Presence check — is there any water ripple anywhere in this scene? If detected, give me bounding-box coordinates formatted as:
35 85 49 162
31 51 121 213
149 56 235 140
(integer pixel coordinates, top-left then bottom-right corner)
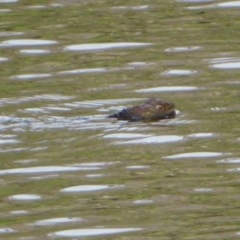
135 86 199 93
64 42 153 52
111 5 150 11
19 49 51 55
0 228 16 235
0 0 18 2
210 60 240 69
8 194 42 201
0 94 73 107
0 39 57 48
0 31 24 37
10 73 52 80
31 217 84 226
217 158 240 164
113 135 184 145
60 184 125 193
133 199 154 205
48 228 143 238
0 165 101 176
0 57 8 62
164 151 230 160
186 1 240 9
103 133 152 139
164 46 202 52
161 69 197 77
177 0 215 2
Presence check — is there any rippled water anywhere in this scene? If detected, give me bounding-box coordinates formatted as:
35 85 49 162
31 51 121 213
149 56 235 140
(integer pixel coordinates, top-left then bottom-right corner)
1 0 240 239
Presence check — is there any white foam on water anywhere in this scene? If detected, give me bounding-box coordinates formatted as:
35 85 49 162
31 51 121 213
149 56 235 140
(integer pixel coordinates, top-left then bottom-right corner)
8 194 42 201
0 39 57 47
48 228 142 237
19 49 50 55
114 135 184 145
60 184 125 193
161 69 197 77
164 46 202 52
0 166 100 175
64 42 152 52
135 86 199 93
10 73 51 80
164 152 230 159
31 217 83 226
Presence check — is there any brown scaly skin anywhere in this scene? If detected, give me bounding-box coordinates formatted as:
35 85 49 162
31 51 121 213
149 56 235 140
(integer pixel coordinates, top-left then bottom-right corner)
109 98 176 122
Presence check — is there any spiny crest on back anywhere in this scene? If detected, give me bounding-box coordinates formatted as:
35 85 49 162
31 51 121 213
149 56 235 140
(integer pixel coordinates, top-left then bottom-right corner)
109 98 176 122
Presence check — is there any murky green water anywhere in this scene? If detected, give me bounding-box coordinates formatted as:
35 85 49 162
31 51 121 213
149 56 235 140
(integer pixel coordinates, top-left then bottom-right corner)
1 0 240 239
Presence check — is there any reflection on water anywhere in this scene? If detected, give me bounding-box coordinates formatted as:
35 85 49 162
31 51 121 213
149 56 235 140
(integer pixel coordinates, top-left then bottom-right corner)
19 49 51 55
161 69 197 77
164 151 230 159
0 0 18 2
164 46 202 52
186 1 240 9
49 228 143 238
8 194 42 201
11 73 52 80
60 184 125 193
64 42 153 52
0 0 240 239
135 86 199 93
0 228 16 235
0 57 8 62
0 39 57 47
210 59 240 69
0 165 101 175
31 217 84 226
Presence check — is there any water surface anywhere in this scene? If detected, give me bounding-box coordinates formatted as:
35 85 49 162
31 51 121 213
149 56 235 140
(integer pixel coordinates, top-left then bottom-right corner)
0 0 240 239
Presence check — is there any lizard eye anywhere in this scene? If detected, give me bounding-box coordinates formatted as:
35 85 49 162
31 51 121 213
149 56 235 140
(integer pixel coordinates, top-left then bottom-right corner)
155 105 164 110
